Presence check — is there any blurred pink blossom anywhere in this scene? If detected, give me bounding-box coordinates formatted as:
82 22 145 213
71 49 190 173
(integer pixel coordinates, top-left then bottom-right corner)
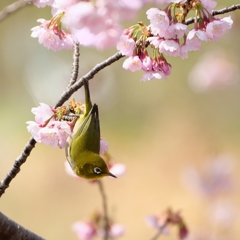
188 50 238 92
99 138 109 155
98 223 125 238
183 155 234 197
209 202 236 228
72 221 96 240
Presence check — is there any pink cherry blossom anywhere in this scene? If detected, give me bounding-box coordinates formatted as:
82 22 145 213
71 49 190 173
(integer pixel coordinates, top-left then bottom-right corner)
206 17 233 41
188 50 238 92
100 138 109 155
184 29 208 52
31 102 54 125
141 71 167 82
146 8 169 36
187 29 208 42
72 221 96 240
98 223 125 239
159 40 181 57
26 121 42 139
60 0 142 50
27 117 71 148
183 155 234 197
32 0 54 8
159 59 172 76
123 56 142 72
147 37 163 48
53 121 72 148
109 163 126 177
31 19 73 51
117 34 136 56
165 23 188 39
108 224 125 238
92 22 122 50
201 0 217 12
141 56 153 71
145 215 169 235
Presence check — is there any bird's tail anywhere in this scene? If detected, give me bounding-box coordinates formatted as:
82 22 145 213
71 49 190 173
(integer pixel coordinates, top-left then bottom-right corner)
83 79 92 114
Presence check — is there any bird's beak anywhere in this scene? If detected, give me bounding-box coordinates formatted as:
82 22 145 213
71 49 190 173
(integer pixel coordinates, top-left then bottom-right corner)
108 172 117 178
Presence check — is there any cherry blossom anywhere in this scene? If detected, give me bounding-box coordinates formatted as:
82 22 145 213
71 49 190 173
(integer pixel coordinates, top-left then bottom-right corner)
117 34 136 56
183 155 234 197
98 223 125 238
146 8 169 36
159 40 181 57
31 18 73 51
99 138 109 155
123 56 143 72
188 50 238 92
31 0 54 8
31 102 54 125
27 120 71 148
201 0 217 12
206 17 233 41
72 222 96 240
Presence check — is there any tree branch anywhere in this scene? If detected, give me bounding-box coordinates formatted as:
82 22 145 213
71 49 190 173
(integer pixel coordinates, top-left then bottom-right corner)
67 42 80 88
0 0 32 22
0 138 36 197
185 4 240 25
0 211 45 240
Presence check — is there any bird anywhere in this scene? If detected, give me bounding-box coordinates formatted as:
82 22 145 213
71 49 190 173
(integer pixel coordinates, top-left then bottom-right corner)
65 79 116 180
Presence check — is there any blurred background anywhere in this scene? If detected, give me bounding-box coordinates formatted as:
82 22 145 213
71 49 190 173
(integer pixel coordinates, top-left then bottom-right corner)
0 0 240 239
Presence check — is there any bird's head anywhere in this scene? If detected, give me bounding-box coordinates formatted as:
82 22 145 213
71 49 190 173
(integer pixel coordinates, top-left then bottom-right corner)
77 155 116 180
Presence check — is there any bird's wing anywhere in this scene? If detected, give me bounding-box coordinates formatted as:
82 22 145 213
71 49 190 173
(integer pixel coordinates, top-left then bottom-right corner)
65 136 77 171
70 104 100 159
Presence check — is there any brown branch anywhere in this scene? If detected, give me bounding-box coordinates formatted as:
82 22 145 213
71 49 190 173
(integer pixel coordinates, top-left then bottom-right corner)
0 211 45 240
0 138 36 197
54 51 124 108
0 0 32 22
67 42 80 88
185 4 240 25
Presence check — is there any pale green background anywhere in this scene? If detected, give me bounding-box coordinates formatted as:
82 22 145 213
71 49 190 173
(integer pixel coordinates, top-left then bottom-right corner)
0 1 240 240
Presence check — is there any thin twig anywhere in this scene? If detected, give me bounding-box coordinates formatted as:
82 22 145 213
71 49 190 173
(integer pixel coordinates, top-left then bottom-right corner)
149 224 168 240
98 180 109 240
0 0 32 22
68 42 80 88
185 4 240 25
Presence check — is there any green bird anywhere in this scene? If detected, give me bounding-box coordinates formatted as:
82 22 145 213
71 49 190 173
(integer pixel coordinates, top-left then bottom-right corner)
65 80 116 180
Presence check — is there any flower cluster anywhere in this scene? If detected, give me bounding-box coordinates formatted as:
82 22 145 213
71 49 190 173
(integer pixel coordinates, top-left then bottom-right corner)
26 103 71 148
117 0 233 81
72 212 125 240
146 208 188 239
30 0 143 51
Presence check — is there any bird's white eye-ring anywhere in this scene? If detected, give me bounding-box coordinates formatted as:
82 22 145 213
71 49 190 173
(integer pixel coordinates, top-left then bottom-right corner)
94 167 102 175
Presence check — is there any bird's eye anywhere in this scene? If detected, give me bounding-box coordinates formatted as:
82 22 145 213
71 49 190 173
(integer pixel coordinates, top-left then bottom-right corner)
94 167 102 175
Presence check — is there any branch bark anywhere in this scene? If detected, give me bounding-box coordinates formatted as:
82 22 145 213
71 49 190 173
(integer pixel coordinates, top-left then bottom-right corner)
0 211 45 240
